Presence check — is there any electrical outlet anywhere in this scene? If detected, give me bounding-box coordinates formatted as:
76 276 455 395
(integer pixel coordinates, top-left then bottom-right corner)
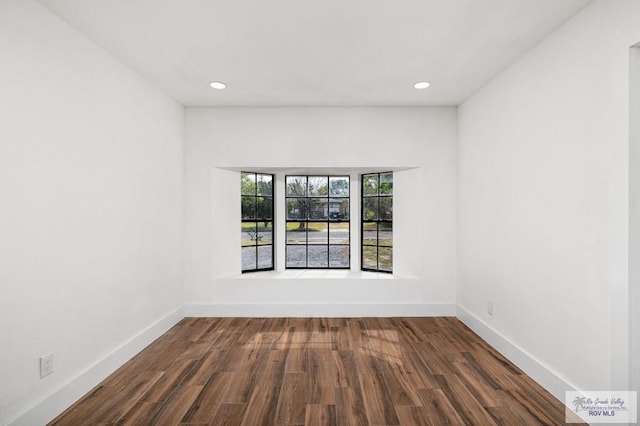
40 353 53 378
487 300 495 316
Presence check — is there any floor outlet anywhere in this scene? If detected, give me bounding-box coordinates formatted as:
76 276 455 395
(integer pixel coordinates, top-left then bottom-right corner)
40 353 53 378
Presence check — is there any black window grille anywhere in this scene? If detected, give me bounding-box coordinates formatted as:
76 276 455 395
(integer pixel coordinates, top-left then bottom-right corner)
241 172 274 272
361 172 393 273
285 175 350 269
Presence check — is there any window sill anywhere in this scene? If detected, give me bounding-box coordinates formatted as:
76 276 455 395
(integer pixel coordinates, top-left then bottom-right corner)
233 270 408 280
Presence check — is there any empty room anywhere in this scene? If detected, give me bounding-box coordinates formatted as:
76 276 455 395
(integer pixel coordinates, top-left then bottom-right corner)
1 0 639 424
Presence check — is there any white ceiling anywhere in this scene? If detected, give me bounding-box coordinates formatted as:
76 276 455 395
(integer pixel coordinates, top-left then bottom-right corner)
39 0 591 107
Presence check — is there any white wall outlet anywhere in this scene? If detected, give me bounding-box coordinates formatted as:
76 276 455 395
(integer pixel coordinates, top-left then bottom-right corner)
487 300 495 316
40 353 53 378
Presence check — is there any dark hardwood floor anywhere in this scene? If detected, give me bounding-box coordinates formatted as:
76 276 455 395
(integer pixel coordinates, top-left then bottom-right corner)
50 317 577 425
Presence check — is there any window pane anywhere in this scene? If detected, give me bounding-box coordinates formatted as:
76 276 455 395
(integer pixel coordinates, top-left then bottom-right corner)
379 247 393 272
241 222 257 246
242 246 257 271
307 222 328 244
241 196 256 219
380 172 393 195
329 245 349 267
363 197 378 220
286 176 307 196
308 198 328 220
363 222 377 231
360 172 392 273
363 174 378 196
286 174 350 270
241 173 256 195
363 226 377 245
329 223 349 244
242 172 274 273
286 245 306 267
286 222 307 244
287 198 307 220
308 245 328 268
329 177 349 197
256 197 273 220
257 246 273 269
257 222 273 245
362 246 377 270
308 176 329 196
379 197 392 220
257 174 273 196
379 222 392 247
329 198 349 220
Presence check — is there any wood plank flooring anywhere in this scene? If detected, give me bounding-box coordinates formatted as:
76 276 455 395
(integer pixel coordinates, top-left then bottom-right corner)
50 317 578 425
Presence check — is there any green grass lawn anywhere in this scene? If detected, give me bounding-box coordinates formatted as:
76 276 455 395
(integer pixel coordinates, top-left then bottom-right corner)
285 222 349 232
241 222 273 232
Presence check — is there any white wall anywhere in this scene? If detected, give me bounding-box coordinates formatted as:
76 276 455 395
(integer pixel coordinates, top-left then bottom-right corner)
184 108 457 314
458 0 640 398
631 45 640 395
0 1 184 423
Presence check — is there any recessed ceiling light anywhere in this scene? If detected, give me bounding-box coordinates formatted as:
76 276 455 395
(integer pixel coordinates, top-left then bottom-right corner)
209 81 227 90
413 81 431 89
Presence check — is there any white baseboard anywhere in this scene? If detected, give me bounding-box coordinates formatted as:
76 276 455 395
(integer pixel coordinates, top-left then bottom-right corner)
185 303 456 317
456 305 578 402
10 306 185 426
